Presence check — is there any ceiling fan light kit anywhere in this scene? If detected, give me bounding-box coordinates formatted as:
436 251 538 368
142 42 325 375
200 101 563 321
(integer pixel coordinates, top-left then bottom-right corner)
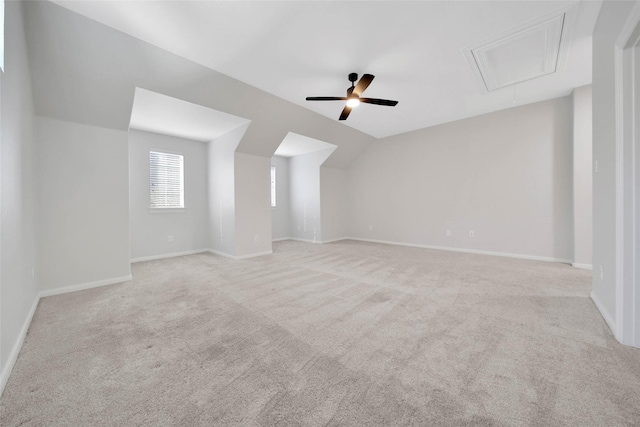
306 73 398 121
346 96 360 108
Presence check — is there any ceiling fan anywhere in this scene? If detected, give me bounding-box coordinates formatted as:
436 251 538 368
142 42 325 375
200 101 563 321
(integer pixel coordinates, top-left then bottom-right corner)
306 73 398 121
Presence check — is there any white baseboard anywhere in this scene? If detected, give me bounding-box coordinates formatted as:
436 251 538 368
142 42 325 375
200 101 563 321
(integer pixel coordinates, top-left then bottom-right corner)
1 273 132 397
346 237 572 264
235 250 273 260
591 290 616 334
287 237 317 244
207 248 236 259
273 237 349 245
572 263 593 270
131 249 209 263
318 237 349 244
208 249 273 260
0 294 40 397
39 275 133 298
285 237 349 245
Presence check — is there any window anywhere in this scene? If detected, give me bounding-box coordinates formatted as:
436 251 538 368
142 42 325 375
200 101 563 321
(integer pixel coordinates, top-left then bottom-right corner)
149 150 184 209
270 166 276 208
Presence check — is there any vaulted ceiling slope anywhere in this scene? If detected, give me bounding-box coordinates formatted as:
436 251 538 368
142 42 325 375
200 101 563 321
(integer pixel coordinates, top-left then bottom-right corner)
23 1 374 168
51 0 602 138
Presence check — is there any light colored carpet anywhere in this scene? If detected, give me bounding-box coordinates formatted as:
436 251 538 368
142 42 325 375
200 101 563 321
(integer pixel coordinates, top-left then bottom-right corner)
1 240 639 426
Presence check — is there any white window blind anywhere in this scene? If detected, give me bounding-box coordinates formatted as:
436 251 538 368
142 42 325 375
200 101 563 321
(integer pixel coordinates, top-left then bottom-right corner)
150 151 184 208
270 166 276 207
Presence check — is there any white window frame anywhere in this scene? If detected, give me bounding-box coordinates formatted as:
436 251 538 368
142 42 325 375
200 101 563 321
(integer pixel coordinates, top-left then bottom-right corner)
149 150 184 212
271 165 277 208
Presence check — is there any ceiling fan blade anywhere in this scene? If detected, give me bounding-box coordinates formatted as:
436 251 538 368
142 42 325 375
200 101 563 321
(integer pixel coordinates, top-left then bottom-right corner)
339 106 352 120
306 96 347 101
353 74 375 95
360 98 398 106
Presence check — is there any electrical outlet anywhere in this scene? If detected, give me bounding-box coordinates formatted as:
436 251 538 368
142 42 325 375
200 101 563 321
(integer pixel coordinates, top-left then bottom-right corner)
594 160 599 174
168 235 174 243
446 229 451 237
254 235 260 242
469 231 474 238
368 224 373 231
599 265 604 280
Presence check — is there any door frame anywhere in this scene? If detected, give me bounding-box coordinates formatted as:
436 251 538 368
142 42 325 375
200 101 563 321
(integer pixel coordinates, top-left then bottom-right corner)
614 2 640 348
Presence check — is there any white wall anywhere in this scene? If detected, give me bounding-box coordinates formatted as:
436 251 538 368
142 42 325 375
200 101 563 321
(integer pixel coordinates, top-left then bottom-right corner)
271 154 346 244
320 167 349 242
572 85 593 268
207 124 247 257
0 0 39 388
37 117 131 291
591 0 637 324
129 130 209 260
235 152 272 257
289 148 335 243
348 97 574 262
591 0 639 333
271 156 291 240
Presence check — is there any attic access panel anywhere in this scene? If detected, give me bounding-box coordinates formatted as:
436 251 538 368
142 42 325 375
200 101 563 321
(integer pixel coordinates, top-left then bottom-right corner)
463 11 568 92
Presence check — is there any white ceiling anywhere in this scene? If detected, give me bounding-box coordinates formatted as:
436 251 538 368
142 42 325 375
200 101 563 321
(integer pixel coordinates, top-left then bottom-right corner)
129 88 250 142
274 133 337 158
52 0 602 139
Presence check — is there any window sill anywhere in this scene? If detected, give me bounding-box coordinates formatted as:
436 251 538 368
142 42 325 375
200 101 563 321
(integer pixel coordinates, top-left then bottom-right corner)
148 208 185 214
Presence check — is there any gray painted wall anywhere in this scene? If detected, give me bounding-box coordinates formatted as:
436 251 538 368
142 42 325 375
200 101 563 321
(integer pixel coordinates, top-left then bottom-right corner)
572 85 593 268
348 97 574 261
271 156 291 240
321 167 349 242
0 0 39 381
36 117 131 291
591 0 638 327
289 149 335 243
207 125 247 256
234 152 273 256
129 130 209 260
